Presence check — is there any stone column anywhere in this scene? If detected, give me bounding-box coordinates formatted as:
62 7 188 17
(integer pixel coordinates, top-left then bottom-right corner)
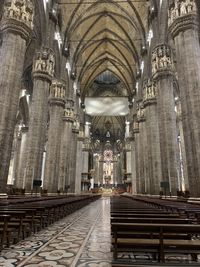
82 150 89 175
58 105 74 192
99 160 104 186
75 132 84 194
93 155 99 185
169 0 200 196
43 80 66 193
133 119 140 193
112 156 118 186
152 44 179 195
69 122 79 193
11 127 22 186
0 0 34 192
137 103 148 194
143 79 162 195
7 127 21 186
24 48 55 191
15 126 29 189
176 99 189 191
131 139 137 195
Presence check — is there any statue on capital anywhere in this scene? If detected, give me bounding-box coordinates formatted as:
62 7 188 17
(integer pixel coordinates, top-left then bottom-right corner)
152 45 173 75
3 0 34 29
33 49 55 77
168 0 197 26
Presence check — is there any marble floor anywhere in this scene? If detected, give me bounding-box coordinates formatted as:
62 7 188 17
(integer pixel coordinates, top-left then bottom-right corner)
1 197 200 267
0 197 112 267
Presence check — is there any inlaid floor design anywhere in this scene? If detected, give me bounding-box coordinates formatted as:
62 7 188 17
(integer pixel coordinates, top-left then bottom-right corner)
0 197 112 267
1 197 200 267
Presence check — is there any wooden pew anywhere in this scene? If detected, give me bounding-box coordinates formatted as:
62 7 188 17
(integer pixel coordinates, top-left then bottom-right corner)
112 222 200 263
0 194 101 250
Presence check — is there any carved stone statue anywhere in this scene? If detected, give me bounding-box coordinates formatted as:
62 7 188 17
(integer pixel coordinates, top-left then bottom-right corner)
169 0 197 26
152 45 173 75
50 81 65 100
186 0 197 13
180 0 187 15
3 0 34 29
33 48 55 77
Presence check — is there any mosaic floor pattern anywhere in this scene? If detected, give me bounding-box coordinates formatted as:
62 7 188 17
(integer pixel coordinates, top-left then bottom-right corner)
0 197 112 267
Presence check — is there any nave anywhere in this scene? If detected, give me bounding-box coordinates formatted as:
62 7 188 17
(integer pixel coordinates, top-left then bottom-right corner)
1 196 200 267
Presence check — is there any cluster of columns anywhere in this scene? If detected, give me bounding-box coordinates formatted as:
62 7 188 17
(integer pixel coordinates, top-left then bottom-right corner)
0 0 86 195
132 0 200 196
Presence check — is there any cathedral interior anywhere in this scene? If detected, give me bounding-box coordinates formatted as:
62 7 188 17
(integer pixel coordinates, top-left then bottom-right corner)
1 0 200 266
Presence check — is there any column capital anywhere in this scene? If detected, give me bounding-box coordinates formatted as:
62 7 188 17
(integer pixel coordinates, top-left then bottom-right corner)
77 130 85 141
143 79 157 106
62 108 75 123
168 0 198 37
72 115 80 133
0 0 34 41
152 44 175 80
32 47 55 82
132 121 139 134
137 102 146 123
82 138 91 151
49 80 66 107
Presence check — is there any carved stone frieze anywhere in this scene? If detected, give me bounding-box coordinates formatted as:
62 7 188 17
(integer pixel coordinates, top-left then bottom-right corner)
152 44 174 78
49 80 66 106
0 0 34 40
168 0 197 27
32 48 55 80
63 108 75 123
143 79 157 106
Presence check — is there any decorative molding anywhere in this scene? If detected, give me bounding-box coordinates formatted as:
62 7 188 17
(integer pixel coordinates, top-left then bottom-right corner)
169 13 198 38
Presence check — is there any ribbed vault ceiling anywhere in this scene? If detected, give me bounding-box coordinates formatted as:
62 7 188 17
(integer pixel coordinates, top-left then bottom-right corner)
60 0 149 99
59 0 149 140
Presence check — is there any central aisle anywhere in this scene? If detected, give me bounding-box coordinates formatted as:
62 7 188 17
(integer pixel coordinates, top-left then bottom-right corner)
0 197 112 267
